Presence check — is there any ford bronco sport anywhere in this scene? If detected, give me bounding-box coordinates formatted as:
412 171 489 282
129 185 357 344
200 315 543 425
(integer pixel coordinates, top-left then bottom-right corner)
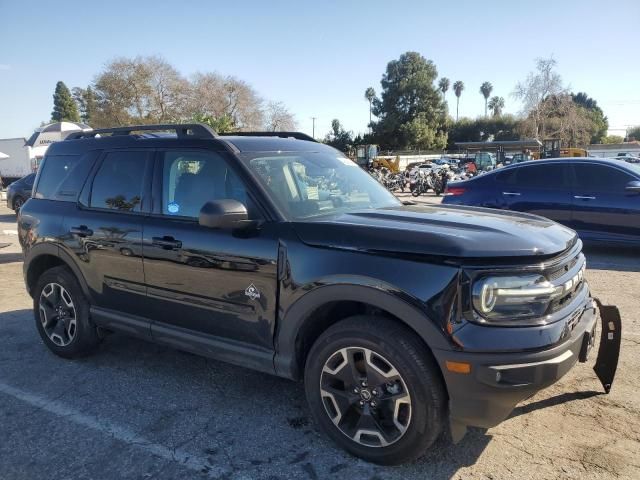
18 124 620 465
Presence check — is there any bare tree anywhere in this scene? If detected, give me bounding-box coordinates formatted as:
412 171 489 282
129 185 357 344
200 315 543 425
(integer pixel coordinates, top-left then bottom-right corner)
513 57 566 138
264 101 297 131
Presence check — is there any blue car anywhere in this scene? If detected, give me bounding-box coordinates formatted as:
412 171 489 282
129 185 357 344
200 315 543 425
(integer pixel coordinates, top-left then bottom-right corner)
442 158 640 245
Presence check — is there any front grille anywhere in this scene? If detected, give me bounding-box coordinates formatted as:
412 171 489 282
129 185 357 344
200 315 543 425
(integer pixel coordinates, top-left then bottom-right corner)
544 252 586 315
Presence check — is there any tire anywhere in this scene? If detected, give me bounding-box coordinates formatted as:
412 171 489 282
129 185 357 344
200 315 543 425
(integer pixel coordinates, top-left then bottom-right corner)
13 196 24 214
411 189 420 197
304 315 446 465
33 266 100 359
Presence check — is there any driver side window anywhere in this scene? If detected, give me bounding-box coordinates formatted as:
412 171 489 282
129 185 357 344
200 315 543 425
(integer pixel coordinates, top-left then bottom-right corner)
161 150 255 219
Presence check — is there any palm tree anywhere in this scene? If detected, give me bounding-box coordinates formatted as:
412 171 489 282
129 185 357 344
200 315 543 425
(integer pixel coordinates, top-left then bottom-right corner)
364 87 376 128
453 81 464 121
438 77 450 97
480 81 493 117
488 96 505 117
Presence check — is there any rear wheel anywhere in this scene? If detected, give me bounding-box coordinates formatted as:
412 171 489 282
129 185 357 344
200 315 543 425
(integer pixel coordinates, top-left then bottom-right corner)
33 266 100 358
304 316 446 465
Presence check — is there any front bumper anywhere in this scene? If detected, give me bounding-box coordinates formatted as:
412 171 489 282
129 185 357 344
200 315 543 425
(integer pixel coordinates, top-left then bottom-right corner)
433 298 621 438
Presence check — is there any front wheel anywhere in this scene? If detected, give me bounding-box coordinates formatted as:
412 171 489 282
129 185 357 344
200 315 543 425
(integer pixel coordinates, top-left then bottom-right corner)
304 316 446 465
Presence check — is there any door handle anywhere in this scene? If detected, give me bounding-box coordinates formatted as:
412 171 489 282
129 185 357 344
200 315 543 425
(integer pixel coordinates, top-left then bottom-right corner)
69 226 93 237
574 195 596 200
152 236 182 249
502 192 521 196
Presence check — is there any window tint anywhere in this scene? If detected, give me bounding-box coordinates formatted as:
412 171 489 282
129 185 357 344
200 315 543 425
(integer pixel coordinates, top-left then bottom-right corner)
90 151 148 212
162 150 253 218
497 163 566 188
573 164 634 193
34 155 82 201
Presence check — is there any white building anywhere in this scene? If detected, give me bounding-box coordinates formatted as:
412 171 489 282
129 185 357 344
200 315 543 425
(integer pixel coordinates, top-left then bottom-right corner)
587 143 640 158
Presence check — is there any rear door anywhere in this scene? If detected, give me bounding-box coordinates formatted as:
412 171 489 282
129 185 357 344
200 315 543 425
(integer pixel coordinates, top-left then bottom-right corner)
495 162 574 226
63 149 153 320
570 162 640 242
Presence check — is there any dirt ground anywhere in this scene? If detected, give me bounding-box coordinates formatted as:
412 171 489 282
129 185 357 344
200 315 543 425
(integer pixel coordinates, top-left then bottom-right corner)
0 198 639 480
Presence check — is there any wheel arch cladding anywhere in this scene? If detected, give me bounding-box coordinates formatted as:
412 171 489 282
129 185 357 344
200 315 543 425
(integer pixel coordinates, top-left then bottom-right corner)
275 283 452 380
26 247 91 301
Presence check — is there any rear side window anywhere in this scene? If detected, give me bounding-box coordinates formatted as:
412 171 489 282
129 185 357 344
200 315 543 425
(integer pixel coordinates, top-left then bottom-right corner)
573 164 634 193
89 151 150 212
35 154 94 201
496 163 567 189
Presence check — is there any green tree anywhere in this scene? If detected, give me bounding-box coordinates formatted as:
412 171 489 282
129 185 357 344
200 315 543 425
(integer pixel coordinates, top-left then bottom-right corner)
447 115 519 149
571 92 608 143
324 119 353 152
191 113 235 133
51 81 80 122
601 135 624 144
453 80 464 121
488 96 505 117
627 126 640 142
438 77 450 96
370 51 447 150
364 87 376 127
72 86 98 124
480 82 493 117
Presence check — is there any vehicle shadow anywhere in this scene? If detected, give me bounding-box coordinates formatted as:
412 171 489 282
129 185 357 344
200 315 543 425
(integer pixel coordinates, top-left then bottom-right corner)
0 311 491 480
0 213 17 223
583 245 640 273
509 391 602 419
0 251 23 264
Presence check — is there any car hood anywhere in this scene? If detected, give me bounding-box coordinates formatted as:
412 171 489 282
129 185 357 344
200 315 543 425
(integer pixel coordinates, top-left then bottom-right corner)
292 204 577 259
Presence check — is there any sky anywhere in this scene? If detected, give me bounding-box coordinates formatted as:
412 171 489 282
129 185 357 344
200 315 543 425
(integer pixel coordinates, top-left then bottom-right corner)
0 0 638 141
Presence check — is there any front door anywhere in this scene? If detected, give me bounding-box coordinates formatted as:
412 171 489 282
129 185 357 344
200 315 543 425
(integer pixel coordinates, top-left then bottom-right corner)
142 149 279 351
496 162 574 227
570 162 640 242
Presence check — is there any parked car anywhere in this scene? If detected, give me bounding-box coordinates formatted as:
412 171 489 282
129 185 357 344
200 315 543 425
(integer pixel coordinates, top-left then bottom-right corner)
443 157 640 246
18 126 620 465
6 172 35 213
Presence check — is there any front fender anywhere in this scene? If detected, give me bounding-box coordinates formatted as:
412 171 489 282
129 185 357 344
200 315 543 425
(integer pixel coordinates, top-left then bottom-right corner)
274 280 454 379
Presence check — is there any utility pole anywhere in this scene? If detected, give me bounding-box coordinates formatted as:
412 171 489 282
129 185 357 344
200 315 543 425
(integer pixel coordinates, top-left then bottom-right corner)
311 117 317 139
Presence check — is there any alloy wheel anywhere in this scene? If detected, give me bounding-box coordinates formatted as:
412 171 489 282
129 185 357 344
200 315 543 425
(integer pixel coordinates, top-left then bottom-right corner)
39 283 77 347
320 346 412 447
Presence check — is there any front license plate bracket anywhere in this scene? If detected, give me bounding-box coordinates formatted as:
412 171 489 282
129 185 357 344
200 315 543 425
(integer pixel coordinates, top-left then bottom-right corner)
593 298 621 394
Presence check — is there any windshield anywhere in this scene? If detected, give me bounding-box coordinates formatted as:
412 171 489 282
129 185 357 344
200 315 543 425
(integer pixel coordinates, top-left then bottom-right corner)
242 151 401 220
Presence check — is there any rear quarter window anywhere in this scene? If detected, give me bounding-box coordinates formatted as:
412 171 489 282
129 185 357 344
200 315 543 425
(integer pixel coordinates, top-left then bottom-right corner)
35 153 97 202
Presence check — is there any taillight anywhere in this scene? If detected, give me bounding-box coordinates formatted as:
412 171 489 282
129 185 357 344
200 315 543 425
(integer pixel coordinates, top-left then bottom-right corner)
445 186 467 196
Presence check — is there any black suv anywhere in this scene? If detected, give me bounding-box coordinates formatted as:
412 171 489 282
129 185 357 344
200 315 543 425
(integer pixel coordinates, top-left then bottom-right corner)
6 172 35 213
18 124 620 465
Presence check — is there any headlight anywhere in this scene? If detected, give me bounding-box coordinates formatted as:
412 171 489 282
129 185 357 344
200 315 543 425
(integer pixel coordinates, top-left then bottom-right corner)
472 274 565 321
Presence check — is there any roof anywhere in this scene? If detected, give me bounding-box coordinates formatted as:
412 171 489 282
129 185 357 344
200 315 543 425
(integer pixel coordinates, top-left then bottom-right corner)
220 135 330 153
48 126 328 156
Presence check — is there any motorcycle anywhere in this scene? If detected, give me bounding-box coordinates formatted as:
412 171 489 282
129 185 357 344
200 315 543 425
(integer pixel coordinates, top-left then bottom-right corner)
409 169 429 196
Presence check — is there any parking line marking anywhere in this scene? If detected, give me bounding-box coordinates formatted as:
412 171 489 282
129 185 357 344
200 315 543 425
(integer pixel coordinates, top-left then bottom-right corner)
2 229 18 235
0 381 226 477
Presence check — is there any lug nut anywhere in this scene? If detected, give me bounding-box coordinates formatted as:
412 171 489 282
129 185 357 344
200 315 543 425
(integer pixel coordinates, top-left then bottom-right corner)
353 387 359 394
372 389 379 396
361 380 367 387
371 401 377 408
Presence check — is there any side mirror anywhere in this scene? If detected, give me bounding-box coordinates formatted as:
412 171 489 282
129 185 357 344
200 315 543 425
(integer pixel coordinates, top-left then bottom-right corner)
199 199 249 229
625 180 640 194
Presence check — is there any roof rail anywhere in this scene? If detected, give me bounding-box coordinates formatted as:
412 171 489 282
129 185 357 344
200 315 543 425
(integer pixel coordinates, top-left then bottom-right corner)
219 131 317 142
65 123 217 141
